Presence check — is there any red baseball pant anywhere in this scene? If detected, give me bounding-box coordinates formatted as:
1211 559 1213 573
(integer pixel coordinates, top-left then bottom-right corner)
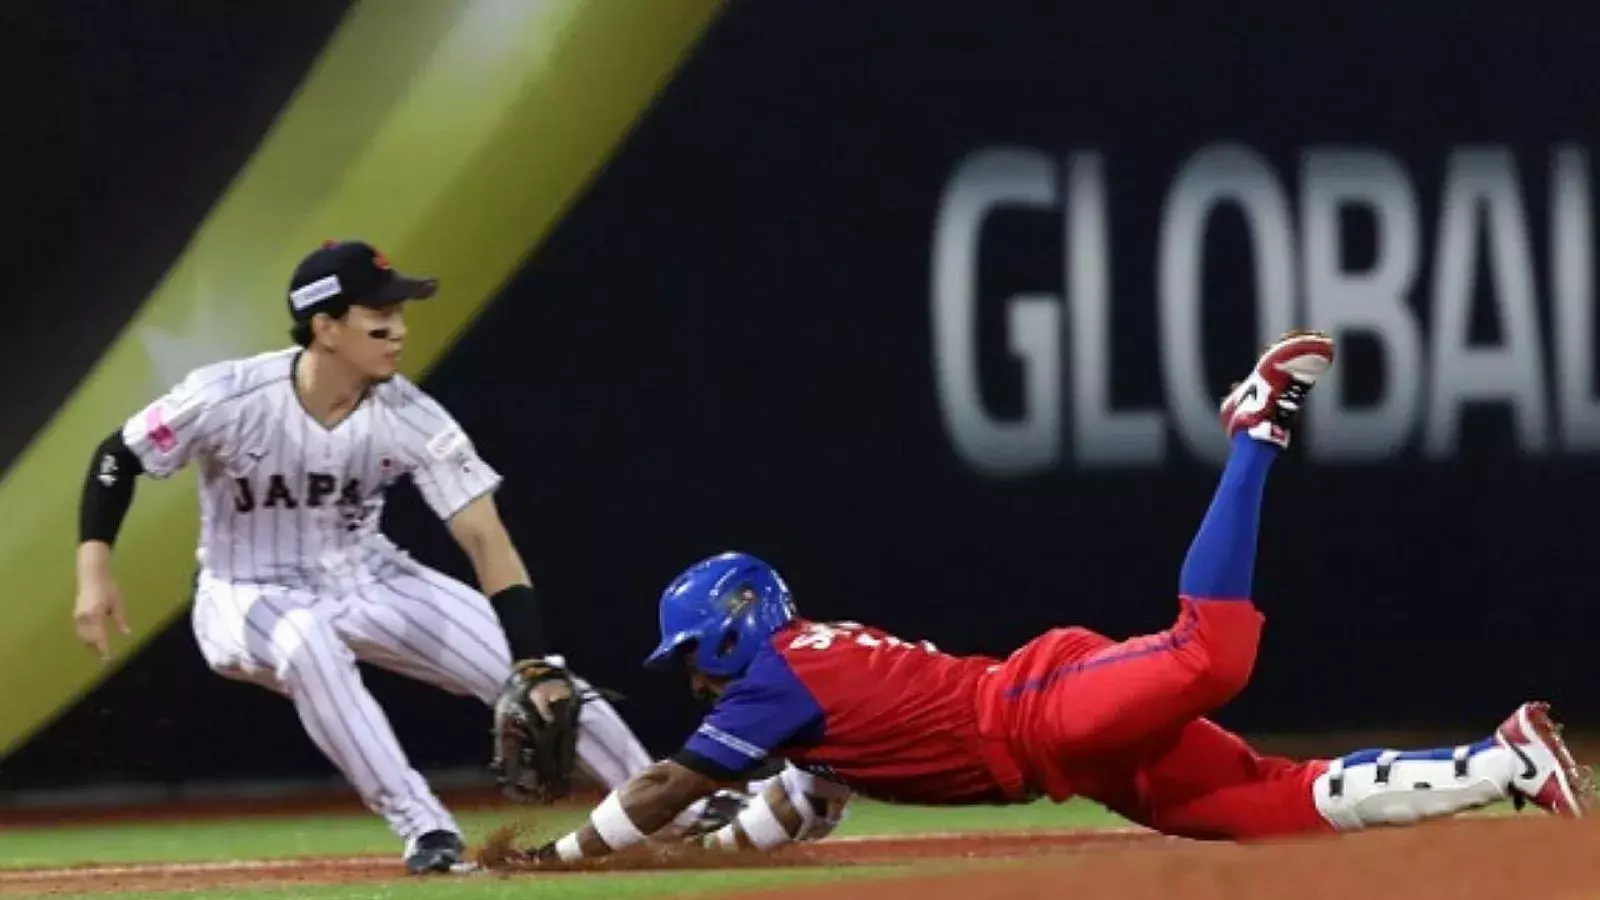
982 597 1332 839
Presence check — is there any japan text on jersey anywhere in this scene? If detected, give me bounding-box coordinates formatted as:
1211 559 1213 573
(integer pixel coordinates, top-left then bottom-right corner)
121 348 501 587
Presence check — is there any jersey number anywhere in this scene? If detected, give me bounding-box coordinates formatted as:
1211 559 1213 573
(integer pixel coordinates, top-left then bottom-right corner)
788 621 939 654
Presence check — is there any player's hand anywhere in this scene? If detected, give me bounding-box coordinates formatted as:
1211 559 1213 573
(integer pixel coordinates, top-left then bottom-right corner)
73 571 130 663
490 657 586 803
527 677 574 723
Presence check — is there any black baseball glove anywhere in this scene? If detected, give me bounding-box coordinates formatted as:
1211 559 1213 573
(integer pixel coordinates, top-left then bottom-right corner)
489 656 619 803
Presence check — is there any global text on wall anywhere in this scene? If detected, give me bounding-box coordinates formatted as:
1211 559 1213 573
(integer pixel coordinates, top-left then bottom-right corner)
934 142 1600 474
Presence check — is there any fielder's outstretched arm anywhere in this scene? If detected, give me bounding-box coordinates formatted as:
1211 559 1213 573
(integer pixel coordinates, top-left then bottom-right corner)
444 494 570 709
445 493 529 597
404 403 553 663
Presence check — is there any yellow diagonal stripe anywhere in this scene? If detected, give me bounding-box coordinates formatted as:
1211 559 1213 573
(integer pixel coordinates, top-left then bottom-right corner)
0 0 722 758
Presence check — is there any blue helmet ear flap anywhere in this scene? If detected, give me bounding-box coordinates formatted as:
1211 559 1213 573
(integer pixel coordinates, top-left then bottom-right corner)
690 615 755 675
713 627 741 660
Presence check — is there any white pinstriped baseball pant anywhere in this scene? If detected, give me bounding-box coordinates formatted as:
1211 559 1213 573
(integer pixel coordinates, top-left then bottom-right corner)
189 554 650 842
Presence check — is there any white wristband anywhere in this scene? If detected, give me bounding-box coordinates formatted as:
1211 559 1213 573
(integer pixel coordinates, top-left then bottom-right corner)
734 794 792 850
554 832 583 861
591 790 647 851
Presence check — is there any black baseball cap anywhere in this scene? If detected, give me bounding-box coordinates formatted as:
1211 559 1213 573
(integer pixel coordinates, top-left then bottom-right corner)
287 239 438 322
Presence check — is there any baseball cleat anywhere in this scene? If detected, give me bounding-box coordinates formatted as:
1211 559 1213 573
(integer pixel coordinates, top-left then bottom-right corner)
404 829 467 875
1219 329 1337 448
1495 701 1596 817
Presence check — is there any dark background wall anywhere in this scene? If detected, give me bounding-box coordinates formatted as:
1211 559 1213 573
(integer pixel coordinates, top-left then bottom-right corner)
4 2 1596 791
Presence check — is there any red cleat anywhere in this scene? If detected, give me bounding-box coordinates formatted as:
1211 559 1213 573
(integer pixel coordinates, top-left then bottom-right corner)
1218 330 1337 449
1495 701 1596 817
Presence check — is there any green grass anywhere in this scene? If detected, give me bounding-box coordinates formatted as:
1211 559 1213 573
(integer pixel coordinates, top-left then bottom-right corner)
0 799 1109 900
835 797 1121 834
0 797 1126 869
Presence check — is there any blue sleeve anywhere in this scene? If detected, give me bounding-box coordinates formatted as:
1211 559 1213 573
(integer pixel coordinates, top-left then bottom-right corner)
679 651 823 778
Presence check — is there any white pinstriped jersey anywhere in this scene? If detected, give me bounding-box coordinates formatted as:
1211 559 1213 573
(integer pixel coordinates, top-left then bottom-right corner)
122 347 500 588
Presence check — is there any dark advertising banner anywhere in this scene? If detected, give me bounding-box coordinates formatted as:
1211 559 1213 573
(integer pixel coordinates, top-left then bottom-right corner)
7 3 1596 789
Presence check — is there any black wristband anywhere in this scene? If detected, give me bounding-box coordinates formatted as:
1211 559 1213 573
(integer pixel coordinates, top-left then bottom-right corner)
80 430 143 546
490 584 551 661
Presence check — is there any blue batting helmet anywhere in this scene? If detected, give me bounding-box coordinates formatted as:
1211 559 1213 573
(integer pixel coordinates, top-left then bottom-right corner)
644 551 797 678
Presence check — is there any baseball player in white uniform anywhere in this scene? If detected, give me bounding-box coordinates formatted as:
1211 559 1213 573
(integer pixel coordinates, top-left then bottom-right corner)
71 240 718 874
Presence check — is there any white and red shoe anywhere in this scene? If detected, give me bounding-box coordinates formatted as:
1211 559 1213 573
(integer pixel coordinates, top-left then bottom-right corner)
1495 701 1596 817
1218 329 1337 448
